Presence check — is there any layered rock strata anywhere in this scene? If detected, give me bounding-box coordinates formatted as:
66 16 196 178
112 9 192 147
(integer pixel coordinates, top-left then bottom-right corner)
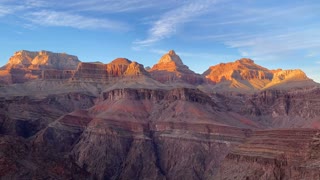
216 129 320 180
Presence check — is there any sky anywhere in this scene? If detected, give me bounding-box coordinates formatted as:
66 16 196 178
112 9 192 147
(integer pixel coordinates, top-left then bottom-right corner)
0 0 319 82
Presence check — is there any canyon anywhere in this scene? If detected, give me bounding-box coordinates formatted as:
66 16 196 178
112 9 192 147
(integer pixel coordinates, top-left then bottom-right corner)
0 50 319 179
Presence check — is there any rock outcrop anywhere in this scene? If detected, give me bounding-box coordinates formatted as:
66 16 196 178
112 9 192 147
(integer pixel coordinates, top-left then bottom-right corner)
149 50 204 84
4 50 80 70
106 58 132 76
203 58 273 91
203 58 316 92
203 58 272 83
0 50 80 84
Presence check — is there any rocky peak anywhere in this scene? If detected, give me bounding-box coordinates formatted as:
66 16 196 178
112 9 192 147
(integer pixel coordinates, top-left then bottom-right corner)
235 58 254 64
106 58 132 76
168 50 177 56
157 50 184 66
109 58 132 65
149 50 204 84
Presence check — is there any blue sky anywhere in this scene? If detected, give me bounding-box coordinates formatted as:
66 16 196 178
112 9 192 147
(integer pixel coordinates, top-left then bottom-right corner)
0 0 319 82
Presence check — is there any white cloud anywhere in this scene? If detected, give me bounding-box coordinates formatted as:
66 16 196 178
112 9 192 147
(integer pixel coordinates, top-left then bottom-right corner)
134 0 218 46
26 10 128 30
0 5 13 16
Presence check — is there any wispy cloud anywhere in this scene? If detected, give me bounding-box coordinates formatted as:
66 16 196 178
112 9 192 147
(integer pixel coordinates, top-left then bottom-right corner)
0 6 11 16
26 10 128 30
225 28 320 59
64 0 173 13
24 0 48 8
0 0 134 30
134 0 218 46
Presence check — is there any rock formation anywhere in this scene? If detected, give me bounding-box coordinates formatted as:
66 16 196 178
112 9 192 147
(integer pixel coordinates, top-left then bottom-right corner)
203 58 273 83
203 58 315 92
149 50 204 84
106 58 132 76
0 50 80 84
4 50 80 70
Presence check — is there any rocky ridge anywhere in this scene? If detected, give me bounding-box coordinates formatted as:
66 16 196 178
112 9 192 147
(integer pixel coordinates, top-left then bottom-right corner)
0 50 317 91
203 58 314 92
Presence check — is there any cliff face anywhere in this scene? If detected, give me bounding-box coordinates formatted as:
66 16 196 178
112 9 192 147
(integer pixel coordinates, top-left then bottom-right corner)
0 92 96 138
32 87 254 179
215 129 320 180
149 50 204 84
238 88 320 128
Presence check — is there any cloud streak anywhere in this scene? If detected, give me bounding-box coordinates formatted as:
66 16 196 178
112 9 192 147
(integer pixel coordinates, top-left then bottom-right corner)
26 10 128 30
64 0 173 13
0 0 137 30
134 0 218 46
224 28 320 60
